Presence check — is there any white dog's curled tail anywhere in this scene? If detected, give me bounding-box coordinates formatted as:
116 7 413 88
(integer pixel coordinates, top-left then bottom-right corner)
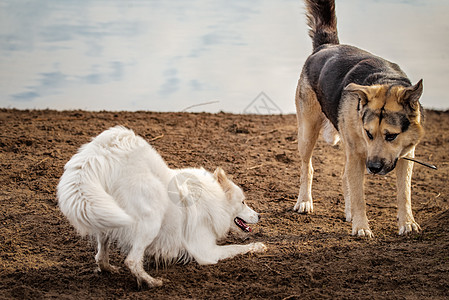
57 175 133 236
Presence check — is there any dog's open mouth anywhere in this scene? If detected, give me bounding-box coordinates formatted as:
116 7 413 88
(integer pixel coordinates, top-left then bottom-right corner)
234 217 252 232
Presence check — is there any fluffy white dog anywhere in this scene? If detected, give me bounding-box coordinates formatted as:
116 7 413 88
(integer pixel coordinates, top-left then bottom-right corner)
57 126 266 288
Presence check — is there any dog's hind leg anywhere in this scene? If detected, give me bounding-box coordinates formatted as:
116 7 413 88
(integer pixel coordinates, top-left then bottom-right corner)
124 222 164 289
293 76 323 213
95 233 119 273
125 244 163 289
396 148 421 235
322 118 340 146
342 167 351 222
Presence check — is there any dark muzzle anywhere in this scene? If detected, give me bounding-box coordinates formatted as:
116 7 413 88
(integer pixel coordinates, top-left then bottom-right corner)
366 157 397 175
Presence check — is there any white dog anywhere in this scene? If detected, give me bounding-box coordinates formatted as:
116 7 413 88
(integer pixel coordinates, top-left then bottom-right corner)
57 126 266 288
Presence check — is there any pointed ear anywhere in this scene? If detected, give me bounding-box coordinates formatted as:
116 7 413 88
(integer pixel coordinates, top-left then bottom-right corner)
213 167 231 191
344 83 370 107
400 79 423 110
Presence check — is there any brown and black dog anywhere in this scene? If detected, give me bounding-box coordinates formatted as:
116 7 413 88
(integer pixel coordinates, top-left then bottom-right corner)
293 0 424 237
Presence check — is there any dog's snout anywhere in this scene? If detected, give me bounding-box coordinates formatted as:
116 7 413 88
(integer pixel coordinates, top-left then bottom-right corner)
367 160 384 174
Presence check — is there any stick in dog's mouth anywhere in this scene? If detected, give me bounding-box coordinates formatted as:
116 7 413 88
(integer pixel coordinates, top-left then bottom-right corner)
401 157 438 170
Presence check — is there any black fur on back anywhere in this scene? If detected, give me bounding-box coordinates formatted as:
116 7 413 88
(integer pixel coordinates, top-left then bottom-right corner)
305 0 339 50
305 45 411 129
302 0 413 130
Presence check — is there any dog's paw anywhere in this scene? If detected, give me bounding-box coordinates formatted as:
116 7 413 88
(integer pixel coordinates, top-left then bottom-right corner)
249 242 267 253
138 277 164 289
352 227 374 238
398 222 421 235
293 200 313 214
150 277 164 287
95 264 120 274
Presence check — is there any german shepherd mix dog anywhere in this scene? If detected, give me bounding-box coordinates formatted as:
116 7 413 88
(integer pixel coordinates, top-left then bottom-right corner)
293 0 424 237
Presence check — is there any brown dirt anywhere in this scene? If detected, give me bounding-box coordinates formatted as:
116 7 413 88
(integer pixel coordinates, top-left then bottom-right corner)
1 108 448 299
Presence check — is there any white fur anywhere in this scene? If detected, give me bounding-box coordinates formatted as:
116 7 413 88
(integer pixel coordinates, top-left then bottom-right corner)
57 126 266 288
322 118 340 146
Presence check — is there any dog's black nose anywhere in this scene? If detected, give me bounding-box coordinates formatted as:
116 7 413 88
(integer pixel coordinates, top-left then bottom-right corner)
257 213 261 221
367 161 383 174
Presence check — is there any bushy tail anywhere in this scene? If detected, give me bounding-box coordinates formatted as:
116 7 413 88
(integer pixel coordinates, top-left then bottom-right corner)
305 0 339 50
57 174 134 236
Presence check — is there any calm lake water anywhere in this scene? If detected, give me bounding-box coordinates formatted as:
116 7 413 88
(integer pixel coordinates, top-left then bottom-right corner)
1 0 448 113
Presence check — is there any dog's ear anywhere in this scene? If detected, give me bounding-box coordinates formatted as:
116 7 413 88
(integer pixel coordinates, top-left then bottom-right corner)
214 167 231 192
399 79 423 111
344 83 370 107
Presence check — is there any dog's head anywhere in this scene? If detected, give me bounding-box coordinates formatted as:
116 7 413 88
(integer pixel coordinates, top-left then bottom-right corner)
213 167 260 233
345 80 424 175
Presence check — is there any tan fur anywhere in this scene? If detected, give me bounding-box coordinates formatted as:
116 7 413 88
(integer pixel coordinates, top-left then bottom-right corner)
294 73 425 237
293 70 325 214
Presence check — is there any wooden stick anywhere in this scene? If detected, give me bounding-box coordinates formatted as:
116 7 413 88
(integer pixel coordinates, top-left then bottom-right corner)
247 164 264 170
181 101 219 112
402 157 437 170
149 134 164 142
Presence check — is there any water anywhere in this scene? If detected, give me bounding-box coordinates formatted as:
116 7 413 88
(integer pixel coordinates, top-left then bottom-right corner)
0 0 448 113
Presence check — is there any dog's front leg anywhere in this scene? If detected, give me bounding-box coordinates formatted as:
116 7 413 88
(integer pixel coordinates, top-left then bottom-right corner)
396 149 421 235
194 243 267 265
345 154 373 238
214 243 267 262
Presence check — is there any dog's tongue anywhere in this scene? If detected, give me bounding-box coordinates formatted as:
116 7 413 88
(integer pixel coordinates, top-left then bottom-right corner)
234 217 252 232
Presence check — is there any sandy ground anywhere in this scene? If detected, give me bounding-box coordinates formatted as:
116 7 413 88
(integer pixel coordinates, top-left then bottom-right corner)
1 108 448 299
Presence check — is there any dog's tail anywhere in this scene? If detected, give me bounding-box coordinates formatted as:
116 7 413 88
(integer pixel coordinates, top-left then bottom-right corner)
57 173 134 237
305 0 339 50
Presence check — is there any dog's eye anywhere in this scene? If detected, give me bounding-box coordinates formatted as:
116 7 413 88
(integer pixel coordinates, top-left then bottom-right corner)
365 130 373 140
385 133 398 142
